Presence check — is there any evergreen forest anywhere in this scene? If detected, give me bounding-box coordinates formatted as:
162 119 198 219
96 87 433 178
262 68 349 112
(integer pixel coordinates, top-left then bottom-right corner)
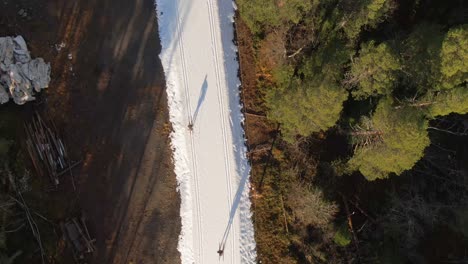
235 0 468 262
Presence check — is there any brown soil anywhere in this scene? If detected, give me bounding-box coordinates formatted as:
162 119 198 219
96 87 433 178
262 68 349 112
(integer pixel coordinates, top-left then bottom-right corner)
1 0 180 263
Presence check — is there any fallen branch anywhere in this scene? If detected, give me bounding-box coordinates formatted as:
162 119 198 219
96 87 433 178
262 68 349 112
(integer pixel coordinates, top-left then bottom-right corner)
12 191 45 264
244 111 267 118
349 197 376 223
5 223 25 233
394 101 433 109
428 126 468 136
56 160 83 177
340 193 360 260
279 195 289 234
287 45 305 58
9 196 53 225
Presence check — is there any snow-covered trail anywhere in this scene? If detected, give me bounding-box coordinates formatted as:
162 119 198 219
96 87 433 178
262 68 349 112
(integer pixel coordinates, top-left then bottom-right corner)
156 0 257 262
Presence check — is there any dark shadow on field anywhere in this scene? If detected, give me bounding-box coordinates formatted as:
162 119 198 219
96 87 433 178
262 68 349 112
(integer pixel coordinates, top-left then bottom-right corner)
219 164 250 249
192 75 208 125
45 0 184 263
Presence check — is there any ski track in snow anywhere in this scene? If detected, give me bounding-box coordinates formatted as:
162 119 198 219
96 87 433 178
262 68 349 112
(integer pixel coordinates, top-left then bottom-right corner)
206 1 237 263
174 4 205 261
155 0 257 263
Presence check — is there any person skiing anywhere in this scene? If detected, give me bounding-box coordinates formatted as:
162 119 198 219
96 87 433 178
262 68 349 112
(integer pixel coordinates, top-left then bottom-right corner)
217 242 225 259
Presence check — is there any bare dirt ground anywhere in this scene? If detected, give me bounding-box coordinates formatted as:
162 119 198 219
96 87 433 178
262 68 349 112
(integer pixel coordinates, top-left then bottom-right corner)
0 0 180 263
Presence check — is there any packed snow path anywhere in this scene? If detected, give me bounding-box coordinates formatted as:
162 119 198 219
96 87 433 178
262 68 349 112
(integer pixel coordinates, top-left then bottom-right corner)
156 0 257 263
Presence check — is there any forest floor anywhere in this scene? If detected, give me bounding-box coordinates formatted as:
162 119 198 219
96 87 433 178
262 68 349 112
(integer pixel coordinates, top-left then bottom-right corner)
0 0 180 263
235 16 276 170
235 14 284 263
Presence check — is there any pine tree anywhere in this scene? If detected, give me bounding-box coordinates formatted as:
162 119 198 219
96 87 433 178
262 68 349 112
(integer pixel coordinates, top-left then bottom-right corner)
237 0 314 34
266 41 350 140
400 23 444 93
348 99 430 180
438 25 468 90
348 41 401 99
427 86 468 117
342 0 396 41
267 71 347 140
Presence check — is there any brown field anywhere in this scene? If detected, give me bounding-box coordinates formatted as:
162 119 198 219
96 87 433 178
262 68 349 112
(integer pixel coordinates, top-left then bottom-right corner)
0 0 180 263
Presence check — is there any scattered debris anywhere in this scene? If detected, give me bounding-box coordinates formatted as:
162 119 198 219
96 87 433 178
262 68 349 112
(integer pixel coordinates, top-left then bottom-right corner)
0 36 51 104
17 9 27 18
61 215 96 263
55 41 66 52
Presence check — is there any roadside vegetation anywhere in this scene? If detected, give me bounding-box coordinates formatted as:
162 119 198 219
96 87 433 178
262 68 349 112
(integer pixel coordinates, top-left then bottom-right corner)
236 0 467 262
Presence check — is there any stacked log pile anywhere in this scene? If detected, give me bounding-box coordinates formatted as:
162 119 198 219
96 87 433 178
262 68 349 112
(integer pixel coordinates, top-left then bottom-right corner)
24 112 79 188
